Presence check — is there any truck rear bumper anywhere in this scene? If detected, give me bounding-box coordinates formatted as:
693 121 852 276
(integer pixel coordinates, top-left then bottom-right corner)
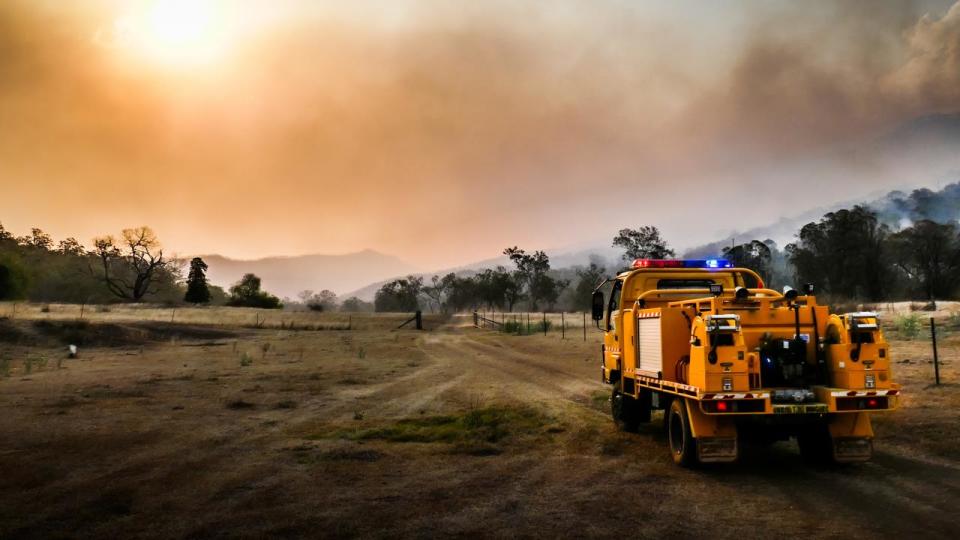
697 386 900 416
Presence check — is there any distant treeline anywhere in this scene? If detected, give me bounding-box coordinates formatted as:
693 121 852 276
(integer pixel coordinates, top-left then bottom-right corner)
1 182 958 311
690 182 960 303
0 225 278 308
0 225 188 305
385 182 960 312
373 247 603 314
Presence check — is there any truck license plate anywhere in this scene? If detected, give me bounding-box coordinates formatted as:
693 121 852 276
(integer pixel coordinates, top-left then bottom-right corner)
773 403 828 415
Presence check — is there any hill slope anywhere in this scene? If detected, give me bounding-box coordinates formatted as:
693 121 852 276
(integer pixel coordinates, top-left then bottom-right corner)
200 250 421 300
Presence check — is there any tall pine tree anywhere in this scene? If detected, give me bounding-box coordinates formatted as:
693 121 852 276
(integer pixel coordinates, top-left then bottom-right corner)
184 257 211 304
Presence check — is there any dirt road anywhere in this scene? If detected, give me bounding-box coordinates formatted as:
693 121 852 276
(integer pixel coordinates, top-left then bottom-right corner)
1 314 958 538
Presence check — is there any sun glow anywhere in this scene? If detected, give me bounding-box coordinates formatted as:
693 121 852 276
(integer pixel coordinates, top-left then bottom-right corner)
114 0 230 67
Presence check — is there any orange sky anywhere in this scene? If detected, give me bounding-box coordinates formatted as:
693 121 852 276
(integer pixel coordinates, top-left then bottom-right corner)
2 0 959 268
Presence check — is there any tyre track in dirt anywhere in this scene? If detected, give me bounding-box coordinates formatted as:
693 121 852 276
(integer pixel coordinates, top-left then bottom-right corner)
318 322 604 423
404 324 960 538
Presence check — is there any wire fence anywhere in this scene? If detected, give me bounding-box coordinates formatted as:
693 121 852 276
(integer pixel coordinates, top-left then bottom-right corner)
473 311 598 340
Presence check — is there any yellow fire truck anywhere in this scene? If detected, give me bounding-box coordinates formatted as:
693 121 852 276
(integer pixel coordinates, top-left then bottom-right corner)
591 258 899 466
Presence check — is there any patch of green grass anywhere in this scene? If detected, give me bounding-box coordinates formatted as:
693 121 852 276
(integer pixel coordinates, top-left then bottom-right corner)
316 406 554 452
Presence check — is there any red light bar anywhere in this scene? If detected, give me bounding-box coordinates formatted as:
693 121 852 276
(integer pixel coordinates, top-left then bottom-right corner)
632 259 684 269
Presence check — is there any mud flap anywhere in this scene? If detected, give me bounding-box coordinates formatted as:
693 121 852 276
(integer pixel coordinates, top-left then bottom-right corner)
698 437 739 462
686 400 738 463
828 412 874 463
833 437 873 462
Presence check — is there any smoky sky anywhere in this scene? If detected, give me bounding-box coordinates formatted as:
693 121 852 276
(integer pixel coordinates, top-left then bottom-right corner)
1 0 958 268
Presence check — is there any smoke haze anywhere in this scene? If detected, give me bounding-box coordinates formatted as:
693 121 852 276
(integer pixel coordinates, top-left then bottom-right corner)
1 0 958 268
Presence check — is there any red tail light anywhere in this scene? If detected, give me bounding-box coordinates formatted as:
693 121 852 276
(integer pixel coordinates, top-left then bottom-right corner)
716 401 729 412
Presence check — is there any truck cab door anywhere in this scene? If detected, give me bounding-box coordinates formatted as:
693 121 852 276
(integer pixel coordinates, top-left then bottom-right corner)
603 279 624 383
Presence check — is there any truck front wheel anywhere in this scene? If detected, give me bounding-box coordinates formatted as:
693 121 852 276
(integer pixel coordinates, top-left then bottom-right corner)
668 399 698 467
611 387 639 432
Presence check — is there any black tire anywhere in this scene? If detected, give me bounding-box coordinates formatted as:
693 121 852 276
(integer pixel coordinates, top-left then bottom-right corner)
611 387 639 432
667 399 698 467
797 423 833 465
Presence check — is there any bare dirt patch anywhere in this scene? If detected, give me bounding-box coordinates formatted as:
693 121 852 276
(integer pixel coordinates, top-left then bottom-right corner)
0 311 957 538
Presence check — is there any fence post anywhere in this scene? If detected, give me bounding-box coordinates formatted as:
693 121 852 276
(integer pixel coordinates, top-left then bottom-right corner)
561 312 565 339
931 317 940 385
583 312 586 341
526 312 530 335
415 310 423 330
543 312 547 336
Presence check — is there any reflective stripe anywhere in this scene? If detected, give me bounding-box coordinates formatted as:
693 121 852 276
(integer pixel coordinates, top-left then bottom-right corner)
831 390 899 397
702 392 768 400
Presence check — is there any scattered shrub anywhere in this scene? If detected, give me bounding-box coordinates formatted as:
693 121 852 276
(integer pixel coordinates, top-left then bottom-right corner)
502 319 551 334
502 320 523 334
239 352 253 367
226 274 282 309
894 313 923 340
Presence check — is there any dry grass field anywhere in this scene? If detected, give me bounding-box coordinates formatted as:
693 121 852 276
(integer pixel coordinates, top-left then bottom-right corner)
1 304 959 538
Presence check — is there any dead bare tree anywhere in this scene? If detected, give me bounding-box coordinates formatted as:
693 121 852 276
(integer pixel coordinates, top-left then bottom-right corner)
91 227 167 301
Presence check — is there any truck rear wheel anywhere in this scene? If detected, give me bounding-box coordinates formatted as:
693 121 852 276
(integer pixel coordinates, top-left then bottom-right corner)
611 387 639 432
668 399 698 467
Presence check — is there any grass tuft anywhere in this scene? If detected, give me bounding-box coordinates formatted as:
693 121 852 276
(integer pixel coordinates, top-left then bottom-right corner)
320 406 552 454
226 399 256 410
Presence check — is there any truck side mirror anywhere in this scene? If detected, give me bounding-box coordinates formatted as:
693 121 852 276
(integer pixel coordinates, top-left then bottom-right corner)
591 291 605 321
